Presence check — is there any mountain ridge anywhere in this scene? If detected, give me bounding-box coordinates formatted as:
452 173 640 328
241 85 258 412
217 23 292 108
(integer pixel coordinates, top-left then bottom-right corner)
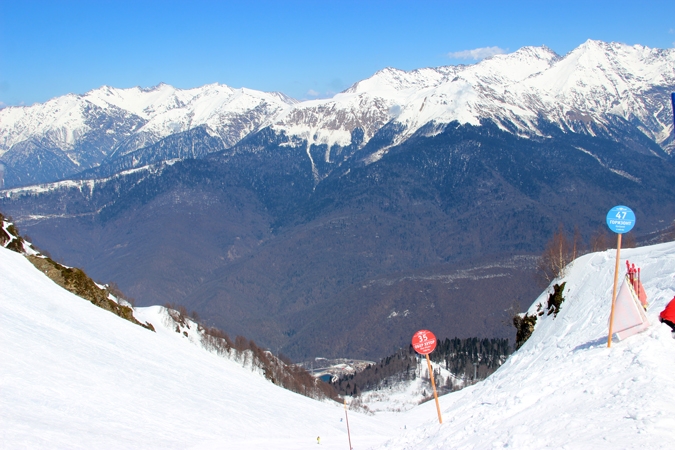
1 40 673 189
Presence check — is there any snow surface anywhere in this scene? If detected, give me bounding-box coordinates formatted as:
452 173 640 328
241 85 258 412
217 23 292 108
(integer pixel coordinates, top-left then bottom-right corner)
0 246 396 449
355 360 459 414
2 240 675 448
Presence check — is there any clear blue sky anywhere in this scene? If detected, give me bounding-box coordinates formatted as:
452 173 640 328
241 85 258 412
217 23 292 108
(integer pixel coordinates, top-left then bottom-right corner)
1 0 674 107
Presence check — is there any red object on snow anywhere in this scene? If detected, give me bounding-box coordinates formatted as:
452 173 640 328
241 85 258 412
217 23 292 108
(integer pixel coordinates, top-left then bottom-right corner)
660 297 675 323
626 260 648 308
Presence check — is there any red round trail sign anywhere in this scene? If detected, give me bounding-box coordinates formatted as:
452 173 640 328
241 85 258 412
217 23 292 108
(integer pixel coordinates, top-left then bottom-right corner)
412 329 437 355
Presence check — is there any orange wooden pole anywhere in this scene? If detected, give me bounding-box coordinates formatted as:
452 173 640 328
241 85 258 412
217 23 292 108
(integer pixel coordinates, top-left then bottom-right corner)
425 354 443 424
607 233 623 348
344 398 353 449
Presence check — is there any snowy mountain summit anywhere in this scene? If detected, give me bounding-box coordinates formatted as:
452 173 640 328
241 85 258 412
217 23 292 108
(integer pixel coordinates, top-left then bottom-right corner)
3 226 675 447
1 40 673 188
280 40 674 153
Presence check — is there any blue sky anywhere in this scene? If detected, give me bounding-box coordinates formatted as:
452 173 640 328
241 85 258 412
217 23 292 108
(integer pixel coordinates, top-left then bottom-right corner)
1 0 674 107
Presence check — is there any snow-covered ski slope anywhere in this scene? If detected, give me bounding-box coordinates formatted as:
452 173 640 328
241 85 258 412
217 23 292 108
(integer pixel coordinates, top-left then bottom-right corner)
375 241 675 449
0 247 394 449
2 241 675 448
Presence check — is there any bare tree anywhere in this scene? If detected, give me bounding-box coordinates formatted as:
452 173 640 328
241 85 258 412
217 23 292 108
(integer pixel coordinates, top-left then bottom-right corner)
622 232 637 248
590 225 610 252
572 226 584 260
537 224 573 284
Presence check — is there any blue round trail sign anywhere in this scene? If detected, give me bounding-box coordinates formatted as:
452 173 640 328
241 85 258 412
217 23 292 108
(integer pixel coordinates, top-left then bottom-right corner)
606 205 635 234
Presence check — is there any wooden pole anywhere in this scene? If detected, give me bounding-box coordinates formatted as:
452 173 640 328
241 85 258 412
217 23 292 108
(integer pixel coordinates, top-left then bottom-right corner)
425 354 443 424
344 398 353 449
607 233 623 348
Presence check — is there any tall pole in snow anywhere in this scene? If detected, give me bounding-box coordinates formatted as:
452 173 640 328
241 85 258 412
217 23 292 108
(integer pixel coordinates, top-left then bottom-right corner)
605 206 636 348
412 329 443 424
425 354 443 424
607 233 622 348
344 398 353 450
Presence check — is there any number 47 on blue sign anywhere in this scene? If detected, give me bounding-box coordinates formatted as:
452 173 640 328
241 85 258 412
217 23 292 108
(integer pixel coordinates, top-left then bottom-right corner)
606 205 635 234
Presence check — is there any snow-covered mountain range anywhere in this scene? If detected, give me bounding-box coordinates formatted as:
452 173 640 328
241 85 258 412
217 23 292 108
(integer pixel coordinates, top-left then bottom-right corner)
3 220 675 448
276 40 675 157
1 39 674 362
0 83 295 158
1 40 673 188
0 84 295 186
